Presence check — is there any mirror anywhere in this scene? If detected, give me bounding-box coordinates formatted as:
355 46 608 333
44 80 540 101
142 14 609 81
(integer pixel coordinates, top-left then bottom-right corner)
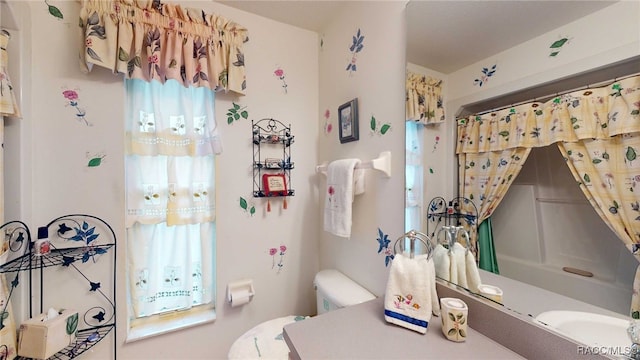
405 0 639 320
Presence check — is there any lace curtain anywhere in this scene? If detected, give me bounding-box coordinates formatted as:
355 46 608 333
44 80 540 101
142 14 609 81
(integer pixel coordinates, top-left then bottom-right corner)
79 0 248 95
406 72 445 124
126 78 216 318
457 74 640 315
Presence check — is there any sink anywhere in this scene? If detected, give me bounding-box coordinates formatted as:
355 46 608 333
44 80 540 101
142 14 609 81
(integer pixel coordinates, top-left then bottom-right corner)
535 310 630 348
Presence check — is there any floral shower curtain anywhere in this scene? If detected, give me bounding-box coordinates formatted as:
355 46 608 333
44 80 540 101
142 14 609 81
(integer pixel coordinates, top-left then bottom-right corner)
406 72 445 124
457 74 640 315
79 0 248 95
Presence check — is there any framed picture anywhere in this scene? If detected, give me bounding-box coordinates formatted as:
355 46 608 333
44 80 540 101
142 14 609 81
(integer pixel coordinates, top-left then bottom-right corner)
338 98 359 143
262 173 288 196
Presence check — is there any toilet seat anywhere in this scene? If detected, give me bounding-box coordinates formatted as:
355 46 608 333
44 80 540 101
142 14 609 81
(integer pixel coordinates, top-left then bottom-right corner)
228 315 307 359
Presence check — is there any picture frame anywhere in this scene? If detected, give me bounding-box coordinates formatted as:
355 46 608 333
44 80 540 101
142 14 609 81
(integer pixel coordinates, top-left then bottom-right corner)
338 98 359 143
262 173 288 196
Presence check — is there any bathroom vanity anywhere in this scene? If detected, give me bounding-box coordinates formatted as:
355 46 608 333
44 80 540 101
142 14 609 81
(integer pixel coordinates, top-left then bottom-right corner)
283 296 523 359
284 280 610 359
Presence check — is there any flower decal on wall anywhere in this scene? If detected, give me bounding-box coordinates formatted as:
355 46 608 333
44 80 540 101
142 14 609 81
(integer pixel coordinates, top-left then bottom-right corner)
274 66 288 93
370 115 391 136
473 64 497 87
433 136 440 152
239 196 256 216
346 28 364 74
323 109 333 135
86 152 106 168
62 88 91 126
227 102 248 124
45 0 63 20
549 36 571 57
269 245 287 273
376 228 394 267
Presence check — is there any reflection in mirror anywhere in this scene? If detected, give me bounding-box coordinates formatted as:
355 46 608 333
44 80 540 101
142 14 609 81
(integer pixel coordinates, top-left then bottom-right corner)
405 0 640 330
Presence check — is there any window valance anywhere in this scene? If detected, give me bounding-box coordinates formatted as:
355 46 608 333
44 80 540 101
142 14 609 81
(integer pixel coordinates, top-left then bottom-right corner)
406 72 445 124
457 75 640 154
79 0 248 95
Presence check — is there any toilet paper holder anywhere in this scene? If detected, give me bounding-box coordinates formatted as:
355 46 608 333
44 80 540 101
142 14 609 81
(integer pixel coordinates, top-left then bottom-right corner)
227 279 255 307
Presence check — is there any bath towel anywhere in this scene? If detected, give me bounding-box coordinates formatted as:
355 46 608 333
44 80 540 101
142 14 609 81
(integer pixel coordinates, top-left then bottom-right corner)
384 254 439 334
465 251 482 293
452 242 468 289
323 159 362 237
433 244 450 281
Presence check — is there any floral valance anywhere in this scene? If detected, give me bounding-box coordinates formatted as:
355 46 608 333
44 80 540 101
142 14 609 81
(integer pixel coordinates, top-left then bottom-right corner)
406 72 445 124
457 75 640 154
79 0 248 95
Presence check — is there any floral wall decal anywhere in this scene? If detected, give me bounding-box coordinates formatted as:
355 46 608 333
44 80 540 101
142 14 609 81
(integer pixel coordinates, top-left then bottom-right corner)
274 66 288 93
473 64 497 87
86 152 106 167
239 196 256 216
376 228 394 267
45 0 63 20
226 102 248 124
346 28 364 74
269 245 287 273
549 36 571 57
62 88 90 126
432 135 440 152
369 115 391 136
323 109 333 135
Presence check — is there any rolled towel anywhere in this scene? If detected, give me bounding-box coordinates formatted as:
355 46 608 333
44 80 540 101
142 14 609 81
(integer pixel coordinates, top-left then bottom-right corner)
452 242 468 289
384 253 438 334
465 251 482 293
433 244 450 281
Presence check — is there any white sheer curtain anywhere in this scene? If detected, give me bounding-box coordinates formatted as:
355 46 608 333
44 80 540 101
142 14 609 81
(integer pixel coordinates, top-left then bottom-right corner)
405 121 423 231
125 78 218 318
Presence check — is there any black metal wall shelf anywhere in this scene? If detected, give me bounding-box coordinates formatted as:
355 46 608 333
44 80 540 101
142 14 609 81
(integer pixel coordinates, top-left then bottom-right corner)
252 118 295 199
0 214 116 360
426 196 479 256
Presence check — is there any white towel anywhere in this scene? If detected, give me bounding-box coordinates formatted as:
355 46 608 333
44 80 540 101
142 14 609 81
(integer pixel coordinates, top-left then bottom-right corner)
433 244 450 281
323 159 361 237
452 242 468 289
384 254 439 334
465 251 482 293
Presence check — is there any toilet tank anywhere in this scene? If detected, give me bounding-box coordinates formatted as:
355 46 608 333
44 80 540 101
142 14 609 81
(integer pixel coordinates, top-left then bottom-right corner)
314 269 376 315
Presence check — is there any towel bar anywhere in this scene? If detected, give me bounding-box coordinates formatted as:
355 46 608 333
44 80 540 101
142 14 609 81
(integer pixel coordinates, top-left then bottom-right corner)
316 151 391 178
393 230 433 259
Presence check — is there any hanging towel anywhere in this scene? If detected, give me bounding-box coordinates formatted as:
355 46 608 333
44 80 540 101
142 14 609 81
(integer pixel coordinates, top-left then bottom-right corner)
384 254 439 334
452 242 468 289
433 244 450 281
449 247 459 285
323 159 361 237
465 251 482 293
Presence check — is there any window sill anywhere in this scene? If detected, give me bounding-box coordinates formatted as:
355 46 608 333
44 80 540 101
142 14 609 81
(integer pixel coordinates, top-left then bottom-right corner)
126 307 216 343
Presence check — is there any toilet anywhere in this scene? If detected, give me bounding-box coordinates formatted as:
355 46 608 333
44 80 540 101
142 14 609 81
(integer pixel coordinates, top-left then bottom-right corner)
228 269 376 359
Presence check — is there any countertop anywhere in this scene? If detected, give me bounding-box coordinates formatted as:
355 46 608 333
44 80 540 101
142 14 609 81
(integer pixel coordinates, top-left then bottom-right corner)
283 297 524 359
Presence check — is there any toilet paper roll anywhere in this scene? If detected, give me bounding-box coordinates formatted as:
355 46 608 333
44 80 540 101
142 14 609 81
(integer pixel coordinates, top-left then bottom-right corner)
229 289 253 308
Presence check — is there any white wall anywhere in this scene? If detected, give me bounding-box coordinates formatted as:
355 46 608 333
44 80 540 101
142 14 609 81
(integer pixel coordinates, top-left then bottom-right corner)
6 1 321 358
317 1 406 297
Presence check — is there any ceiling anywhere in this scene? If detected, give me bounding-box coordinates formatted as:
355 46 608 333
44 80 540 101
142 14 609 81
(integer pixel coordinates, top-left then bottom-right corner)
218 0 618 74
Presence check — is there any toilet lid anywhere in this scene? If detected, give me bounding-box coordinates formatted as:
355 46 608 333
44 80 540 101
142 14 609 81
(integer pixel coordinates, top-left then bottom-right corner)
228 315 307 359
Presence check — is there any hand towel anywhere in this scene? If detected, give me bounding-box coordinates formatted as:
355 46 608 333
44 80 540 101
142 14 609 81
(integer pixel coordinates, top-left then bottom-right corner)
465 251 482 293
426 257 441 317
384 254 438 334
433 244 450 281
452 242 468 289
323 159 361 237
449 247 459 285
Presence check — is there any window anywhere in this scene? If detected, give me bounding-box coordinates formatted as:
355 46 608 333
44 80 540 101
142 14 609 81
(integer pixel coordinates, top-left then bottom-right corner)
405 121 424 232
124 79 219 340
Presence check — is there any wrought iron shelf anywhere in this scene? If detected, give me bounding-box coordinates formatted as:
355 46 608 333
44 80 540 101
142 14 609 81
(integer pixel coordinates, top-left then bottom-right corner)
252 189 296 198
0 244 114 273
17 324 115 360
252 118 294 200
